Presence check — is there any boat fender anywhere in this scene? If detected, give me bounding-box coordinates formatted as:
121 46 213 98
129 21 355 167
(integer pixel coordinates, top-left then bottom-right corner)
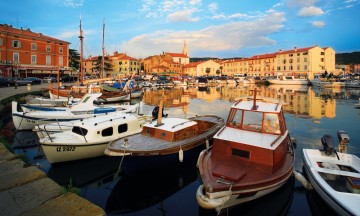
179 147 183 162
293 170 313 190
205 138 210 149
196 185 231 209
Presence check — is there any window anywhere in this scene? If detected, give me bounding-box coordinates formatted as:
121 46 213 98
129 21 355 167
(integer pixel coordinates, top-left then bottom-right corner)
59 56 63 66
31 43 37 50
46 55 51 65
118 124 128 133
232 148 250 159
59 47 63 53
12 40 21 48
46 45 51 52
321 58 324 62
31 55 37 64
297 65 300 70
321 52 324 55
229 109 243 128
72 127 88 136
304 57 307 62
242 110 262 132
303 52 308 55
13 53 19 62
101 127 113 137
263 113 280 134
304 65 308 70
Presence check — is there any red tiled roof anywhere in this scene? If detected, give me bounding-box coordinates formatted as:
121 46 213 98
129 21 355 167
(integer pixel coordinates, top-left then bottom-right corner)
118 54 139 61
275 46 317 55
0 24 70 44
166 52 188 58
184 62 203 68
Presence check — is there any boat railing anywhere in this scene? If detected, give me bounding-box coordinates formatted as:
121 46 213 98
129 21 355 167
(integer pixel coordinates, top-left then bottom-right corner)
270 134 282 147
171 120 194 129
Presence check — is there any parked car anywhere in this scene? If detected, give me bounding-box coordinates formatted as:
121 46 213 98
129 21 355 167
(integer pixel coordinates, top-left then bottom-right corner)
24 77 42 85
42 77 57 83
61 76 77 82
0 77 10 87
7 77 31 86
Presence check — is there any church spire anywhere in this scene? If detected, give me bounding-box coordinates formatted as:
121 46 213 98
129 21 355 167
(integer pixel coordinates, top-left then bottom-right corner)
182 40 188 56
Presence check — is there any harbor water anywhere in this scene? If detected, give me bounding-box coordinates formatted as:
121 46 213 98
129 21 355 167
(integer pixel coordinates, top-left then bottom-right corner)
6 84 360 216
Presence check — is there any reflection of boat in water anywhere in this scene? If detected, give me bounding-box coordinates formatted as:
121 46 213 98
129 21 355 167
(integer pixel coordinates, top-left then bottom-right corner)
199 176 295 216
267 84 309 93
306 188 338 216
47 156 122 187
105 158 198 214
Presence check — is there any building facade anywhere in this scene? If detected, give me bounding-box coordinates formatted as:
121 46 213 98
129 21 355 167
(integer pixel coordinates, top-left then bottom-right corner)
183 60 221 77
0 24 70 78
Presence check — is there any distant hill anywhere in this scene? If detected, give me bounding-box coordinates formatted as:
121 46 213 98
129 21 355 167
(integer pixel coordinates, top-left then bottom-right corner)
336 52 360 64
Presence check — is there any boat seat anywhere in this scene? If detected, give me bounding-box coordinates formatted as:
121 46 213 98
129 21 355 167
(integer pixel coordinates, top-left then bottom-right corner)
212 164 246 182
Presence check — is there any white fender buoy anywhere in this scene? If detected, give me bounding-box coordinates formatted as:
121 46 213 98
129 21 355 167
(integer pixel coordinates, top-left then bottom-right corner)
293 170 313 190
179 147 184 162
205 139 210 149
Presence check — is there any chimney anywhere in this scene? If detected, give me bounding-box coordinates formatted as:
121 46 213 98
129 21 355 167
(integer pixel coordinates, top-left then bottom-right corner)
294 47 297 52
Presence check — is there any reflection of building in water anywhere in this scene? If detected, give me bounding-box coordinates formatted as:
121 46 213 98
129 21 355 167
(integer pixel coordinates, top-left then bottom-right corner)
308 89 336 119
143 86 337 120
143 88 190 110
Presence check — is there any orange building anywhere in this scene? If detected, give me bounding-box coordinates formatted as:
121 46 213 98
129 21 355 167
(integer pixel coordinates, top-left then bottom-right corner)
0 24 70 78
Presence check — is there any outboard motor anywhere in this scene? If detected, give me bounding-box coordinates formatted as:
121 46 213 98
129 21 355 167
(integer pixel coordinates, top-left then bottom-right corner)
337 130 350 153
337 130 350 145
321 134 335 156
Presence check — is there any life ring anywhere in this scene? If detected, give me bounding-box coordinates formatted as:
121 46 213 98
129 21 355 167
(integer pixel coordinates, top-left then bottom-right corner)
63 101 68 106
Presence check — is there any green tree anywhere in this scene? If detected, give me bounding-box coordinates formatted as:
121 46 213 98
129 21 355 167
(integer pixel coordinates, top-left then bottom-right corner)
69 49 80 70
92 56 113 75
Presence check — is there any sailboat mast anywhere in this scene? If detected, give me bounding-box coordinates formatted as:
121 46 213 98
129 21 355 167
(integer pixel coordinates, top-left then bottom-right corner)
79 17 84 83
101 19 105 79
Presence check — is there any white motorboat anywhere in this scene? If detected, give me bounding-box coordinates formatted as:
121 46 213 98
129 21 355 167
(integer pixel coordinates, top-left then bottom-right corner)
39 112 152 163
12 93 139 130
268 75 309 85
196 89 295 212
302 131 360 216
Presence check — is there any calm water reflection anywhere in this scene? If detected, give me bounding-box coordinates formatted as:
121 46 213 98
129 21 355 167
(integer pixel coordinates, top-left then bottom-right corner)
8 84 360 216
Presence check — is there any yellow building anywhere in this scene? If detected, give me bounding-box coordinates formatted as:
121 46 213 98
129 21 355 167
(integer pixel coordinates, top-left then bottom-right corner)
220 46 336 80
183 60 221 77
110 52 141 77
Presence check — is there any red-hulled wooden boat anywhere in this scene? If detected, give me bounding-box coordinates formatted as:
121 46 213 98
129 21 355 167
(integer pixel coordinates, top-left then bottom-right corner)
196 89 295 212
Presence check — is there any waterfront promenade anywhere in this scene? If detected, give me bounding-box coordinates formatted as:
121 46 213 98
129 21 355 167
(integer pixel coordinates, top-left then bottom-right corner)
0 83 105 216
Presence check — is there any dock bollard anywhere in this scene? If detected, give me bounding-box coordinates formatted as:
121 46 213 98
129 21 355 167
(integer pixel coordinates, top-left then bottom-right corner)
27 83 31 90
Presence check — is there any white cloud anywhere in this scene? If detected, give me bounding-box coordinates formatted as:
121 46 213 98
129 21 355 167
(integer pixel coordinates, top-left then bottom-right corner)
189 0 201 5
287 0 318 8
208 3 218 13
121 10 286 57
64 0 83 8
311 21 325 27
167 10 200 22
298 6 324 16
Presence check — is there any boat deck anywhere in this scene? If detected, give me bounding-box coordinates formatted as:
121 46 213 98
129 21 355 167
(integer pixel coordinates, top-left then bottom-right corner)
106 115 224 156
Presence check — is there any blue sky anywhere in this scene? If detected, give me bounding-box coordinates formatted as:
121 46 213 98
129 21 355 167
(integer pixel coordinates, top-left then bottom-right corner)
1 0 359 59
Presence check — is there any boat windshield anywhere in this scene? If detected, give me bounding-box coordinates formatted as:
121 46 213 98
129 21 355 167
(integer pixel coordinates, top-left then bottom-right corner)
228 109 281 134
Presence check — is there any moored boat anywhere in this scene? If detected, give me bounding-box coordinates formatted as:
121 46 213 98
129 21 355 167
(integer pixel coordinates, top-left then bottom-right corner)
12 93 139 130
196 89 295 212
104 105 225 171
302 131 360 216
39 111 152 163
268 75 309 85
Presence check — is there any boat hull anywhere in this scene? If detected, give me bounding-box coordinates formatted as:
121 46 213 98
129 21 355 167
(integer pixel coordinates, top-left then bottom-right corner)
302 149 360 216
41 142 109 163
